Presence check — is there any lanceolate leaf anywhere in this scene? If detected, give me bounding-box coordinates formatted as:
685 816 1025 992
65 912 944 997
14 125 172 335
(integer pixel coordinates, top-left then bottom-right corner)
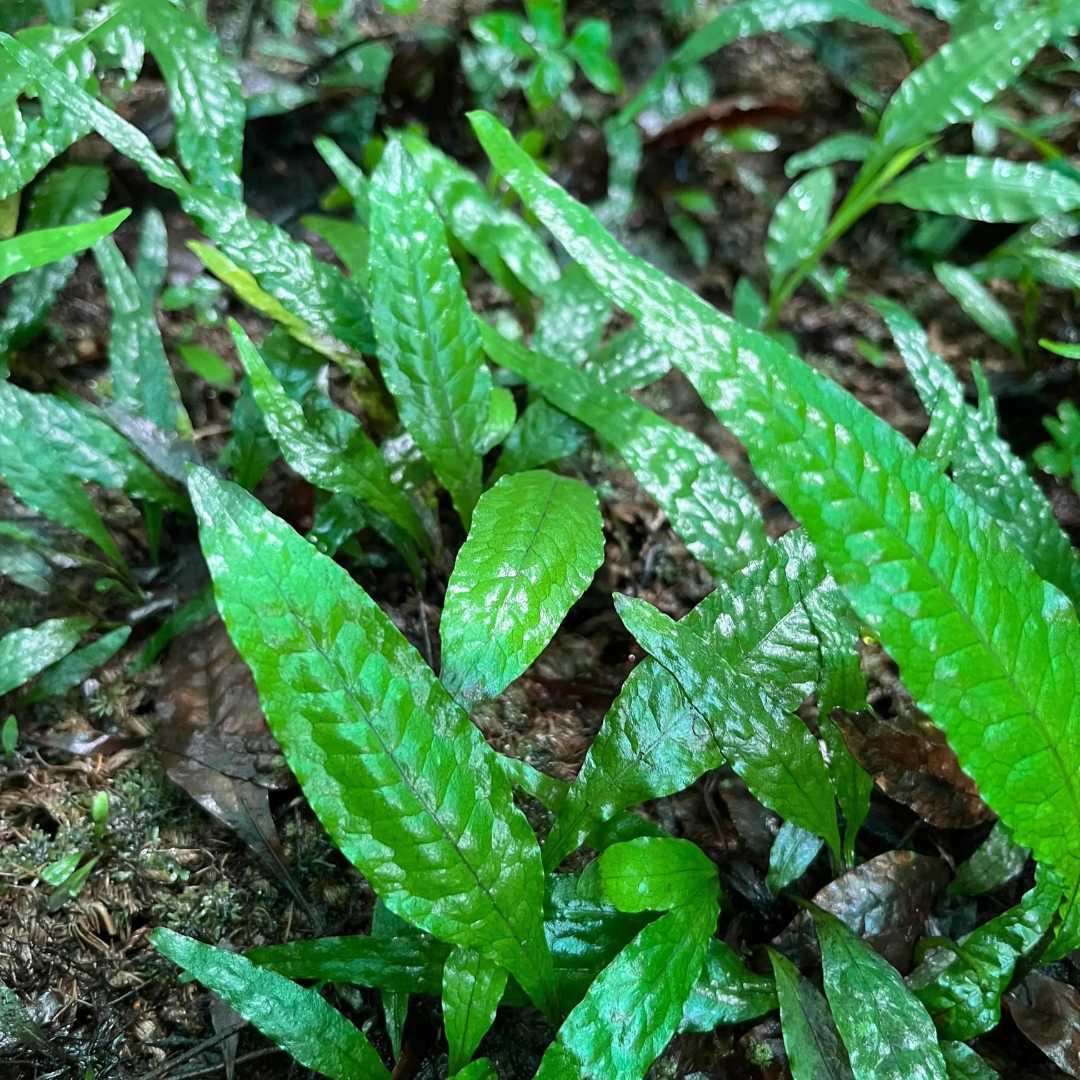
812 907 948 1080
440 471 604 707
769 948 854 1080
868 10 1051 168
442 948 508 1076
786 133 873 178
369 140 492 525
0 617 91 696
24 625 131 702
0 164 109 356
872 298 1080 605
679 940 778 1032
0 210 128 284
934 262 1019 354
882 157 1080 222
767 822 825 896
315 136 370 224
820 716 873 867
152 929 391 1080
533 264 610 366
616 593 841 854
230 322 428 552
939 1042 1000 1080
582 326 670 391
470 109 1080 907
189 470 556 1014
138 0 244 199
480 325 766 578
767 168 835 293
95 236 191 435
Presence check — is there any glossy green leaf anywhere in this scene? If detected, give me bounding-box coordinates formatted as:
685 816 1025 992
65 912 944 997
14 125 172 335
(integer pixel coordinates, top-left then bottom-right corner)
869 10 1050 167
679 939 778 1033
767 822 825 896
533 838 720 1080
0 617 91 696
0 164 109 356
369 901 409 1060
583 326 670 391
302 216 369 282
152 929 391 1080
767 168 835 293
617 0 907 125
0 210 128 284
820 716 872 867
566 18 622 94
786 133 873 177
480 325 766 577
315 136 369 224
475 386 516 455
25 625 131 703
883 157 1080 222
177 344 234 388
770 948 854 1080
535 264 610 366
230 321 427 552
402 132 559 299
470 112 1080 900
939 1042 999 1080
189 469 556 1014
733 276 767 329
440 470 603 707
813 906 948 1080
369 140 492 525
490 398 587 483
908 869 1059 1040
873 298 1080 605
616 592 841 854
135 207 168 298
545 530 856 869
95 236 191 435
1040 338 1080 360
950 821 1029 897
443 948 507 1075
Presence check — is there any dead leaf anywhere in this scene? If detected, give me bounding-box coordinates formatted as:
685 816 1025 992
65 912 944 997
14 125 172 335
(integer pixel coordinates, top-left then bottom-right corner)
643 97 802 149
1006 971 1080 1077
773 850 949 972
831 709 992 829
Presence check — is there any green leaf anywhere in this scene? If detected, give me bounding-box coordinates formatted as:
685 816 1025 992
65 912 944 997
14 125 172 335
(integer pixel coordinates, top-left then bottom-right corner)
908 869 1059 1040
315 136 369 224
177 344 234 388
534 264 610 367
480 325 766 578
0 617 91 696
443 948 508 1076
135 207 168 298
874 298 1080 605
679 939 778 1033
566 18 623 94
533 838 719 1080
812 906 948 1080
25 625 131 703
770 948 854 1080
230 321 428 552
0 164 109 356
469 110 1080 909
1040 338 1080 360
950 820 1029 897
616 0 907 125
767 167 835 294
883 157 1080 222
95 236 191 435
490 398 587 483
583 326 670 391
401 131 560 300
138 0 244 199
475 386 516 455
302 216 369 282
767 822 825 896
440 470 604 707
939 1042 999 1080
189 469 556 1015
152 929 391 1080
1 715 16 758
525 53 574 114
732 276 767 329
786 133 873 177
935 260 1020 352
820 716 872 867
616 592 842 855
369 140 492 525
41 850 82 887
0 210 128 284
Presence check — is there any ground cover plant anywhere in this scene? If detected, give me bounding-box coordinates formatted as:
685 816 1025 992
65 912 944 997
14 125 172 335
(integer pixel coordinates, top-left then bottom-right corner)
3 0 1080 1077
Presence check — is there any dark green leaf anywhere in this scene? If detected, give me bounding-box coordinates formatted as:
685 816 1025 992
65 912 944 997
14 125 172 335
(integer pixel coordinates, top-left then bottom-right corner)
25 625 130 702
0 209 128 284
152 928 391 1080
767 168 835 293
443 948 507 1076
369 140 492 525
679 940 778 1033
481 325 766 577
370 900 409 1060
949 821 1029 897
0 617 91 696
490 398 588 483
939 1042 1000 1080
582 326 670 391
189 470 556 1015
770 947 854 1080
820 716 873 868
440 470 604 707
882 157 1080 221
767 822 825 896
813 906 948 1079
786 133 873 177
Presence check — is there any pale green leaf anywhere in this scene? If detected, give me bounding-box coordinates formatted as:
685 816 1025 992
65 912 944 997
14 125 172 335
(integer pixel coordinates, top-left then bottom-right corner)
0 617 91 696
442 948 507 1076
767 167 835 293
0 210 128 284
25 625 131 702
767 821 825 896
786 133 873 177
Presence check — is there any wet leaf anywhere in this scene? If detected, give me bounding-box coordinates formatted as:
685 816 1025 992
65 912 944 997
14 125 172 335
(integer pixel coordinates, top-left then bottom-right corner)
949 821 1029 897
491 398 587 482
770 947 854 1080
820 716 873 868
315 137 369 225
534 264 610 367
370 141 492 525
812 906 948 1080
440 470 604 707
1005 970 1080 1078
786 133 873 177
679 940 778 1033
0 209 128 284
152 929 391 1080
371 901 409 1060
767 167 835 294
0 617 91 696
934 263 1019 354
767 822 825 896
582 326 670 391
939 1041 999 1080
25 625 131 703
442 947 507 1076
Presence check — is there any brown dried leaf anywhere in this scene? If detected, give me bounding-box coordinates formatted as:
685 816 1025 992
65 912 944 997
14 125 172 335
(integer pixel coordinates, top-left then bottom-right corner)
1006 971 1080 1078
831 710 992 829
643 98 802 150
773 850 948 973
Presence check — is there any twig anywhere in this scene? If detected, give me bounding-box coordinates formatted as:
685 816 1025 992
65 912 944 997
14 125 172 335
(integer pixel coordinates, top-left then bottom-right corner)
171 1045 285 1079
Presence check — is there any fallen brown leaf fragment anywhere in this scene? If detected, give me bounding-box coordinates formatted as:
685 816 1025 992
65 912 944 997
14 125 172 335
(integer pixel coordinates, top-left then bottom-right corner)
1006 970 1080 1077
